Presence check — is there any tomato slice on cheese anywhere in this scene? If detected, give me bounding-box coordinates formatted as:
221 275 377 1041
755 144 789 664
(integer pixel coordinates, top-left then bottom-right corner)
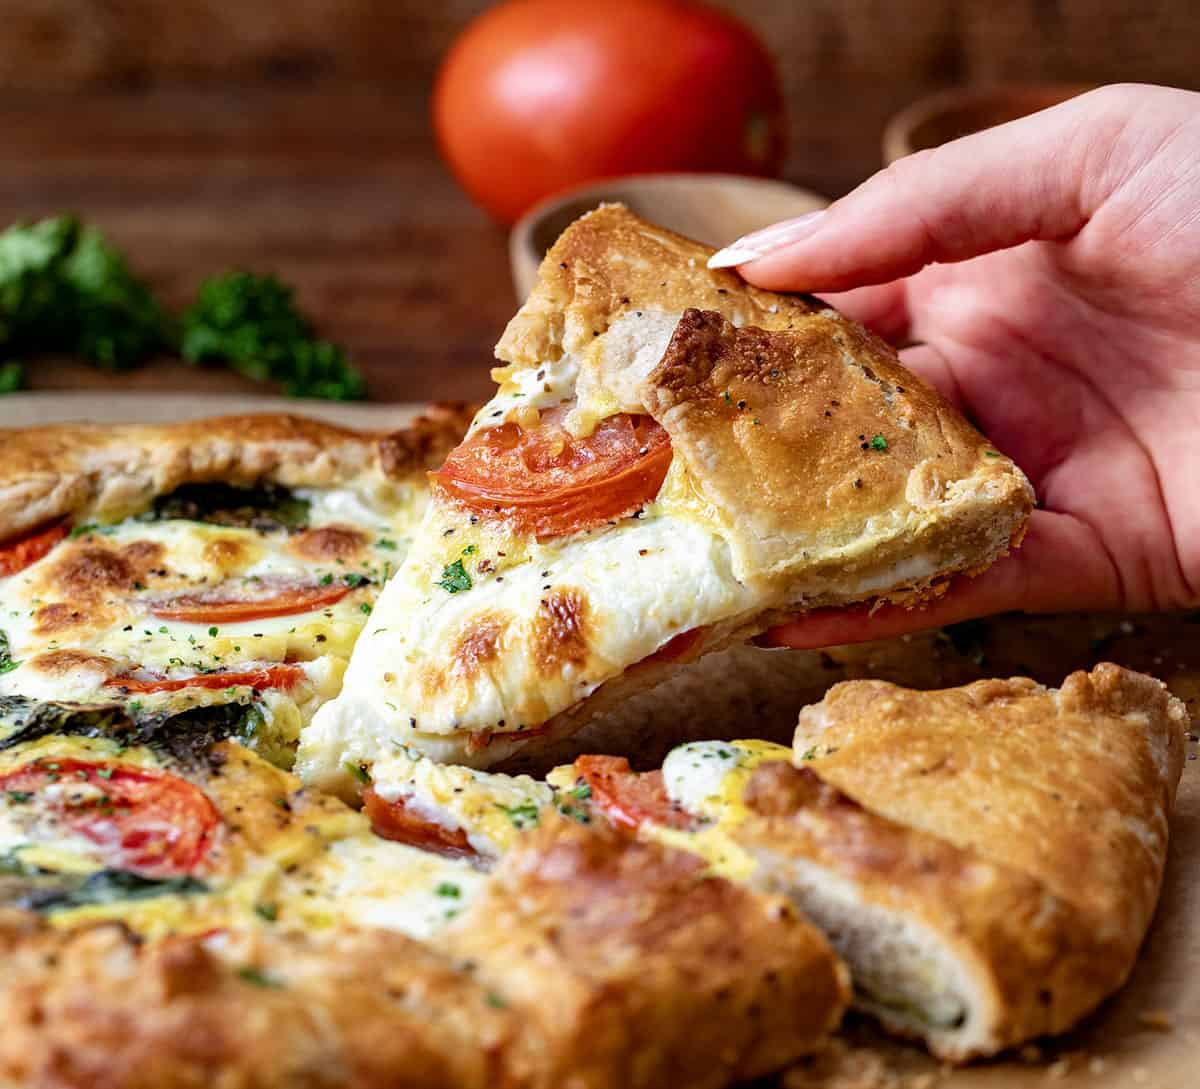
150 581 350 623
362 787 476 858
432 407 672 539
574 754 695 832
0 759 220 877
106 664 305 694
0 519 70 577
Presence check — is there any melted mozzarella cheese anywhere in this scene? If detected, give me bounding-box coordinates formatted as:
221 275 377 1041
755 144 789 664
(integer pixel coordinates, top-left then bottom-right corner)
275 835 485 940
300 512 761 782
0 484 413 718
369 746 555 858
642 739 792 881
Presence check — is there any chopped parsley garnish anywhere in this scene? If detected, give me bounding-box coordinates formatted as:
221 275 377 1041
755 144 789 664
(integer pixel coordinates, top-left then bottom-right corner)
568 782 592 801
342 572 371 588
462 544 477 555
798 746 817 761
485 991 508 1009
318 573 334 586
496 801 540 829
360 602 373 615
344 760 371 785
208 626 219 637
437 559 472 594
435 882 461 899
236 965 283 989
6 790 32 804
984 449 1002 458
0 630 19 675
869 434 888 451
254 902 279 922
69 523 98 539
376 538 397 550
723 390 733 405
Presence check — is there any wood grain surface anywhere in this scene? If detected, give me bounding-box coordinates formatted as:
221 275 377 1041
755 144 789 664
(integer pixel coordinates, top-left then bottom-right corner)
0 1 1194 406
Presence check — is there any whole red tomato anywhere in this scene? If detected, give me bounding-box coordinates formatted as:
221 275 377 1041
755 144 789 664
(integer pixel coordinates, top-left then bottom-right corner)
433 0 785 223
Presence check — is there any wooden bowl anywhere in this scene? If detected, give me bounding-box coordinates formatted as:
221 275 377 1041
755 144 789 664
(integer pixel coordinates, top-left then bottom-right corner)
883 84 1093 164
509 173 827 299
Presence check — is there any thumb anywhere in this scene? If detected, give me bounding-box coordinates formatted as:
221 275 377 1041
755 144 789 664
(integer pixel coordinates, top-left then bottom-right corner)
760 510 1122 650
710 85 1138 294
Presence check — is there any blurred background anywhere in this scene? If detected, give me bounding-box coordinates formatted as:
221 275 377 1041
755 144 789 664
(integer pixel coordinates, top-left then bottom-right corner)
0 0 1197 405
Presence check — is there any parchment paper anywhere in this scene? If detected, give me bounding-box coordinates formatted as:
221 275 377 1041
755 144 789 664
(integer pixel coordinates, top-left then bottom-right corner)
6 393 1197 1089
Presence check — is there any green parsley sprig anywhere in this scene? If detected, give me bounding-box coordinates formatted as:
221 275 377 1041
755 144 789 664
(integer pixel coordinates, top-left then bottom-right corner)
0 215 365 401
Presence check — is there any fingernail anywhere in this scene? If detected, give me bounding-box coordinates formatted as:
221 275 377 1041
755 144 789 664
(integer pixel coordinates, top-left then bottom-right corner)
707 210 826 269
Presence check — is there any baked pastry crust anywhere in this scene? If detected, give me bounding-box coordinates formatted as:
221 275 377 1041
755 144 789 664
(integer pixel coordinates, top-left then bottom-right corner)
0 819 849 1089
737 663 1187 1060
0 404 474 540
303 206 1033 774
647 308 1030 595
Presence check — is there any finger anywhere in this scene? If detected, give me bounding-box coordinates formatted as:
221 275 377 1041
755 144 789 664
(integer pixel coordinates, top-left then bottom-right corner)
817 281 912 343
895 342 965 411
711 86 1132 293
759 509 1122 650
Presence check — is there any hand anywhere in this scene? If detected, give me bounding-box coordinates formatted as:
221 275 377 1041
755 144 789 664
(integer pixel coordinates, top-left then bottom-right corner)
708 83 1200 650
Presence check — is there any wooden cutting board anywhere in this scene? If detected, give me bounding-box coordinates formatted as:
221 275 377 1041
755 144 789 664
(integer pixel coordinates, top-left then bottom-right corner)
3 392 1196 1089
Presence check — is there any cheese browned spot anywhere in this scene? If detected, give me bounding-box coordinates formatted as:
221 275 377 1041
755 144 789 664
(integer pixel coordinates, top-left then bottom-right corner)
48 546 139 598
291 526 367 563
25 648 116 680
203 536 250 573
452 613 508 681
46 541 165 600
121 540 166 572
32 603 106 638
532 589 589 679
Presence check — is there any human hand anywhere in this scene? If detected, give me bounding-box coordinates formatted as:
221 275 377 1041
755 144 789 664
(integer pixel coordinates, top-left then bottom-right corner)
708 83 1200 649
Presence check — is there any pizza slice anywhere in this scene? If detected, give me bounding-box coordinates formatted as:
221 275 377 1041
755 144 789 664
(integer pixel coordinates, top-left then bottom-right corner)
0 687 491 941
572 664 1187 1061
356 663 1185 1063
0 408 470 759
0 720 848 1089
301 205 1033 780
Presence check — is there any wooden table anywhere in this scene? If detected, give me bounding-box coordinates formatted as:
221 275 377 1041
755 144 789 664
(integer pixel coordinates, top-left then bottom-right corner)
0 85 858 407
0 85 529 405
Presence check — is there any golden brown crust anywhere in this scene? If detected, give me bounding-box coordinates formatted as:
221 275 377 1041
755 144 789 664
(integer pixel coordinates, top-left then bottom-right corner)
0 912 512 1089
0 404 473 542
440 817 850 1089
738 763 1128 1059
748 664 1189 1059
0 820 848 1089
645 309 1033 590
794 663 1187 942
496 204 827 370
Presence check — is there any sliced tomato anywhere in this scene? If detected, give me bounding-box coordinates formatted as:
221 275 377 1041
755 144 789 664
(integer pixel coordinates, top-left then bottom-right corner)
432 407 672 539
574 754 694 833
363 788 476 859
0 758 219 877
642 626 707 666
150 580 350 623
0 519 70 577
106 664 305 694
